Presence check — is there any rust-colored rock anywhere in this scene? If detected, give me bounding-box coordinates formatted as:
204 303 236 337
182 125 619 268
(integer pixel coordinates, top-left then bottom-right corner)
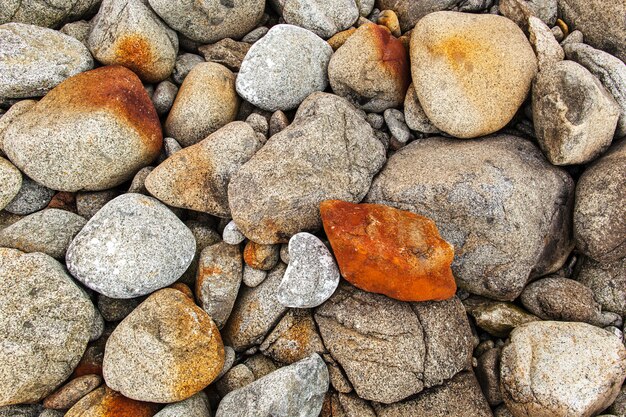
243 241 280 271
64 386 159 417
320 200 456 302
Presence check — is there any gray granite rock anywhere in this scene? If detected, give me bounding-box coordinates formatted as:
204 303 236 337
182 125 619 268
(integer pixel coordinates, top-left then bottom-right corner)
60 20 91 46
0 156 21 210
66 193 196 299
97 294 142 322
499 0 558 27
223 220 246 245
229 92 386 244
608 385 626 416
475 347 503 406
236 24 332 112
127 166 154 195
243 264 268 287
575 256 626 316
277 232 340 308
38 410 65 417
0 0 100 28
75 190 118 219
384 109 411 146
273 0 359 38
404 84 441 134
0 99 36 152
152 81 178 116
217 345 236 379
172 53 205 85
0 23 93 99
0 208 86 259
245 113 269 136
215 364 255 397
154 392 211 417
163 136 182 157
528 16 564 70
366 135 574 301
375 0 460 32
4 177 55 215
0 249 96 406
216 354 328 417
0 404 42 417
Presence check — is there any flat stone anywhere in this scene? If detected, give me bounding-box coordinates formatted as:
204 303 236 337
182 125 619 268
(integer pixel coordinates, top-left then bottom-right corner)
243 241 280 271
66 193 196 299
500 321 626 417
147 122 258 215
0 156 21 210
366 135 574 301
0 0 100 28
410 11 537 138
4 177 55 215
0 249 96 406
274 0 359 39
2 66 162 192
64 386 159 417
153 392 211 417
165 62 239 147
103 289 225 403
0 23 93 99
43 374 102 410
236 24 333 111
576 256 626 316
228 92 386 244
198 38 250 72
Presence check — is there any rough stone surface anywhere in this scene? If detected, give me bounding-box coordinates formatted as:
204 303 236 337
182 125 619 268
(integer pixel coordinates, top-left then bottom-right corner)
500 321 626 417
216 354 329 417
0 100 37 152
43 374 102 410
410 11 537 138
147 121 258 215
88 0 178 82
0 208 86 259
576 256 626 316
3 66 162 192
223 220 246 245
475 347 503 406
0 404 42 417
66 193 196 299
243 264 268 287
229 92 386 244
198 38 250 72
464 298 539 338
4 178 55 215
243 241 280 271
103 289 225 403
329 23 410 112
0 0 101 28
152 81 178 116
499 0 558 27
0 23 93 99
366 135 574 301
315 283 472 404
0 156 21 210
215 364 255 397
153 392 211 417
172 53 204 84
528 16 564 70
404 84 441 134
375 0 460 32
0 249 96 406
165 62 239 147
276 0 359 39
75 190 118 219
236 24 333 112
64 386 159 417
60 20 91 46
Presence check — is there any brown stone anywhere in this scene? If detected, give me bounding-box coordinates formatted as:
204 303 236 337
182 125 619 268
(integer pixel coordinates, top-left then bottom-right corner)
320 200 456 302
377 10 401 37
243 241 280 271
47 192 77 212
327 28 356 51
44 374 102 410
64 386 159 417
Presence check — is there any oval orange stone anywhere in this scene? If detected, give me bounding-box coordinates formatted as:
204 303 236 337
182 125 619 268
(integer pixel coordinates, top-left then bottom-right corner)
320 200 456 302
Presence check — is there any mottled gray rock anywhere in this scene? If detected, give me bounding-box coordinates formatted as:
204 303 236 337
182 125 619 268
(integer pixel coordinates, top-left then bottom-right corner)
163 136 182 157
532 60 619 165
172 53 205 84
149 0 264 43
576 256 626 316
574 139 626 262
564 43 626 138
222 263 288 351
315 283 472 404
165 62 239 147
608 385 626 416
384 109 410 145
475 347 502 406
404 84 441 134
223 220 246 245
60 20 91 46
216 364 255 397
242 26 269 43
269 110 290 136
0 0 100 28
152 81 178 116
4 177 55 215
0 23 93 99
0 156 21 210
328 393 375 417
198 38 251 72
236 25 332 112
217 346 236 379
97 294 142 322
75 190 118 219
0 208 86 259
216 354 328 417
245 113 269 136
195 242 242 329
277 232 340 308
499 0 557 27
43 374 102 410
127 166 154 195
366 135 574 301
88 0 178 82
0 249 96 406
66 193 196 299
38 410 65 417
272 0 359 38
229 92 386 244
154 392 211 417
528 16 564 70
500 321 626 417
560 29 583 46
0 99 36 152
0 404 42 417
375 0 460 32
243 264 268 287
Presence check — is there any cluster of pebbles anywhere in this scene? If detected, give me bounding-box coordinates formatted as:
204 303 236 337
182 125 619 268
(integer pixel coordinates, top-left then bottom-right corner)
0 0 625 416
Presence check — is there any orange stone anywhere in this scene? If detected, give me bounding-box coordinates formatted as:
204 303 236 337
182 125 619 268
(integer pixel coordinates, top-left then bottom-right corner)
65 386 159 417
319 200 456 302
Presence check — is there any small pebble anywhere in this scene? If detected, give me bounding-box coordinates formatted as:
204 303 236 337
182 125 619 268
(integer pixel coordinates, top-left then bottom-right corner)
216 364 255 397
243 241 280 271
223 220 246 245
384 108 411 144
163 136 182 156
243 264 268 287
43 374 102 410
242 26 269 43
269 110 289 136
245 112 269 135
152 81 179 116
4 177 55 215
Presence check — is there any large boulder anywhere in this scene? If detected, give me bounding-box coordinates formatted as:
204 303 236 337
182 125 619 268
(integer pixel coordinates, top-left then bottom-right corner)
0 0 101 28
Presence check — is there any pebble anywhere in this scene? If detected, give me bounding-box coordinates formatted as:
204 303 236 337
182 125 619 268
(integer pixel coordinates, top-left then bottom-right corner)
171 53 205 85
4 177 55 215
327 28 356 50
242 264 268 287
198 38 251 72
64 386 159 417
243 241 280 271
60 20 91 46
0 404 42 417
0 23 93 99
236 24 333 111
153 392 211 417
377 9 401 37
215 364 255 397
103 289 225 402
528 16 564 70
464 297 539 338
0 0 99 28
163 137 182 156
575 256 626 316
499 0 558 27
217 346 236 379
97 294 142 322
127 166 154 194
165 62 239 147
375 0 456 32
0 99 36 151
383 109 410 145
410 11 537 138
222 220 246 245
245 112 269 135
66 193 196 299
152 81 178 116
0 156 21 210
475 347 503 406
276 0 359 39
403 84 441 134
75 190 118 219
43 375 102 410
269 110 289 136
560 29 583 46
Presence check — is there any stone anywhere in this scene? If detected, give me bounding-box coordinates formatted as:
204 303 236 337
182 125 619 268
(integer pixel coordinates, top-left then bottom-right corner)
557 0 626 62
608 386 626 416
377 10 401 37
216 354 329 417
0 156 21 210
165 62 239 147
246 113 269 136
97 294 142 322
64 387 159 417
499 0 558 27
195 242 242 329
60 20 91 46
274 0 359 39
532 60 619 166
103 289 225 403
329 23 409 112
222 263 289 351
269 110 290 136
564 43 626 138
373 371 493 417
3 66 162 191
244 354 280 380
320 200 456 302
215 364 255 397
172 53 205 85
0 405 42 417
475 347 502 406
223 220 246 245
127 166 153 194
243 241 280 271
315 283 472 404
0 23 93 99
66 193 196 299
528 16 564 70
410 11 537 138
327 28 356 50
374 0 459 32
328 393 374 416
0 208 86 259
404 84 441 134
153 392 211 417
44 374 102 410
384 109 410 144
0 0 100 28
163 137 182 156
366 135 574 301
148 0 265 43
147 122 258 215
4 177 55 215
229 92 386 244
0 249 96 406
0 99 36 152
277 232 340 308
75 190 118 219
88 0 178 82
574 139 626 263
464 298 539 338
218 346 236 379
236 24 333 111
500 321 626 417
576 256 626 316
152 81 178 116
242 265 268 287
198 38 250 71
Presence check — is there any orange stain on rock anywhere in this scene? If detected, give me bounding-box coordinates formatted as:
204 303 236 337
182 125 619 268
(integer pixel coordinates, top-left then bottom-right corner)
65 386 159 417
428 35 479 73
320 200 456 302
368 24 411 93
115 36 157 82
